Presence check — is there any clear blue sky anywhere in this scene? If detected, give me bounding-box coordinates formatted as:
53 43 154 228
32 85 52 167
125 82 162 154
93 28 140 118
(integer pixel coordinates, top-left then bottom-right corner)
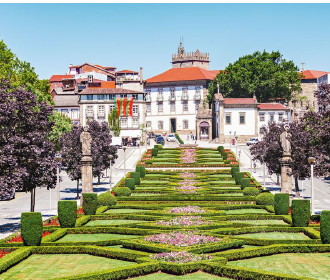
1 3 329 80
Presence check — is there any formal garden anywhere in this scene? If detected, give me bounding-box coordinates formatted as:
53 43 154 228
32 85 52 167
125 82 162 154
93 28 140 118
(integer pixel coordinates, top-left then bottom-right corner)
0 146 329 280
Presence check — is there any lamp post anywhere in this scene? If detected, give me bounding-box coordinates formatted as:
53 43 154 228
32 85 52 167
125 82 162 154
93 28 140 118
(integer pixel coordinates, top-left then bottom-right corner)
229 131 232 150
308 157 316 215
123 147 127 176
109 154 113 189
55 154 62 204
235 136 238 159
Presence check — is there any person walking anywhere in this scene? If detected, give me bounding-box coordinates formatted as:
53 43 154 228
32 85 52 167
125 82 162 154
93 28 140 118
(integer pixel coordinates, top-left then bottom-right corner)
253 162 257 173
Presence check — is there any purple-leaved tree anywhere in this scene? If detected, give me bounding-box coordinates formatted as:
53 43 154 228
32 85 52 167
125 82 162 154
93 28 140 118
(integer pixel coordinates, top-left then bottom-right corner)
0 81 57 211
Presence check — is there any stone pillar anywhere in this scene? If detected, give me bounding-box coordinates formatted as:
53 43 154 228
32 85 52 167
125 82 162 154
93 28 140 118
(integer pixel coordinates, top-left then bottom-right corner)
81 155 93 194
280 152 293 198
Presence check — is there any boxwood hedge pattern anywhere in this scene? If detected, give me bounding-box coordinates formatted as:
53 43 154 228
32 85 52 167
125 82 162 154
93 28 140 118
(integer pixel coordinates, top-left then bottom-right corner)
0 148 328 280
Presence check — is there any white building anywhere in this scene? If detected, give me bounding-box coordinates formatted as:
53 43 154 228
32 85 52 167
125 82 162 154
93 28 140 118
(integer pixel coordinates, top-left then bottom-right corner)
78 88 145 144
116 69 144 92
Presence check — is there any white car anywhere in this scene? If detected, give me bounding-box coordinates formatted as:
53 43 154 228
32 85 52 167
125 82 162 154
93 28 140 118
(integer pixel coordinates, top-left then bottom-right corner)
246 138 259 146
166 134 176 142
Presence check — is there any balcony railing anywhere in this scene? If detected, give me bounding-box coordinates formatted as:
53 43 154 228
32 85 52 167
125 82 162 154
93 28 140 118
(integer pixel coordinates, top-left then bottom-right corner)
181 95 188 100
169 95 176 101
194 94 201 100
86 112 94 117
145 96 151 102
157 95 163 101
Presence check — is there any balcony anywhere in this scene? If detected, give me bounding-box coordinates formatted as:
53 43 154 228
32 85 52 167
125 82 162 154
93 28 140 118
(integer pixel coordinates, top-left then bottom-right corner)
181 95 188 100
194 94 201 100
157 95 163 101
145 96 151 102
169 95 176 101
86 112 94 118
132 112 139 117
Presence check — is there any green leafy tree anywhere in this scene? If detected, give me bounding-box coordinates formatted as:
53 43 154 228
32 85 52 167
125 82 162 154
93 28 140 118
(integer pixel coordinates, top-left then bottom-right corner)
108 108 121 136
48 111 72 151
208 50 302 103
0 39 52 104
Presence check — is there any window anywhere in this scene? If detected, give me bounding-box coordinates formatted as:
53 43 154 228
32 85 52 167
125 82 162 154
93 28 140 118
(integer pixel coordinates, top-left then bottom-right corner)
158 103 163 112
109 105 114 113
183 87 188 98
98 105 105 118
97 95 105 101
72 109 79 120
61 109 68 117
239 113 245 125
170 102 175 112
146 121 152 128
158 88 163 96
146 104 151 112
259 127 266 135
121 118 127 127
158 121 163 130
133 118 139 127
270 114 274 122
170 88 175 99
195 86 201 98
259 113 265 122
183 102 188 111
133 94 138 100
133 105 139 116
120 94 127 98
146 90 151 101
279 113 283 121
195 101 200 111
183 120 189 129
109 94 115 100
225 113 231 125
86 106 94 117
87 95 93 101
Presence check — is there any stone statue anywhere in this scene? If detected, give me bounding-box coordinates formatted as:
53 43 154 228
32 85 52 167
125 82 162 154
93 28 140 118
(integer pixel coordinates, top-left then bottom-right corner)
80 127 92 156
280 124 291 154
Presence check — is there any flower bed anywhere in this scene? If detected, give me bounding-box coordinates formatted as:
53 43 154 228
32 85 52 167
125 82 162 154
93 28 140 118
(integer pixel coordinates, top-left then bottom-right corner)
180 149 197 164
150 251 212 264
178 172 197 178
6 231 51 243
155 216 212 227
166 206 207 214
44 217 60 227
0 250 12 259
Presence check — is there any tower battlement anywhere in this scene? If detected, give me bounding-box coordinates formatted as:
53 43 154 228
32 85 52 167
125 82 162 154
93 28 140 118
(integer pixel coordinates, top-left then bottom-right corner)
171 42 210 70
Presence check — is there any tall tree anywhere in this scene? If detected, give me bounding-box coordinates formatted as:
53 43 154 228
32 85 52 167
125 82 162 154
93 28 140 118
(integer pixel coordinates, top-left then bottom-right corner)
208 50 302 103
108 108 121 136
0 39 52 104
0 82 57 211
60 125 83 198
48 111 72 151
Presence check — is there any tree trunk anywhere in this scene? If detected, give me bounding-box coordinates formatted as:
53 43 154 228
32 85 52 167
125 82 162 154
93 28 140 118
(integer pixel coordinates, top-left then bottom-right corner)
277 174 280 185
30 188 35 212
294 176 301 198
76 179 80 199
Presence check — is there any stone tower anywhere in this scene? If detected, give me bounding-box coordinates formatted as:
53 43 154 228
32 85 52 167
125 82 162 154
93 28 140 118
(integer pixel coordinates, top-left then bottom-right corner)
171 42 210 70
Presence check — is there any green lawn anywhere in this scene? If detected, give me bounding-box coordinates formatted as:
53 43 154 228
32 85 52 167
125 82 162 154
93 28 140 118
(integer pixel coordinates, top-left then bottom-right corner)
105 209 152 213
85 220 146 226
132 193 162 196
236 232 310 240
231 219 288 225
0 254 132 279
56 233 140 242
229 253 330 279
225 209 269 214
133 272 230 279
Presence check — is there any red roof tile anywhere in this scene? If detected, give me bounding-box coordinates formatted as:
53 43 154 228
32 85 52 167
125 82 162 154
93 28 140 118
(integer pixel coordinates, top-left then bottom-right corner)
301 70 328 79
117 70 139 74
89 81 116 89
258 103 288 110
79 88 143 94
50 75 74 82
224 98 256 104
146 67 220 83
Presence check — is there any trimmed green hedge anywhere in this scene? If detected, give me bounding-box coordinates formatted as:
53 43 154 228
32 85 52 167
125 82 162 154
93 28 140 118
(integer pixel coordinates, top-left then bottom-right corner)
130 172 141 185
58 201 77 228
136 166 146 178
231 167 240 177
21 212 42 246
82 193 98 215
291 199 310 227
234 172 245 185
274 193 290 215
113 187 131 196
243 187 259 197
256 192 274 206
97 191 117 207
321 210 330 244
240 178 250 190
125 178 136 190
151 148 158 156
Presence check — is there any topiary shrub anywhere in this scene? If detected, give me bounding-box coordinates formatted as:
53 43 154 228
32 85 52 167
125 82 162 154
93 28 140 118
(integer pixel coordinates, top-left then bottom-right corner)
130 172 141 185
234 172 245 185
125 178 136 190
274 193 290 215
291 199 310 227
240 178 250 190
156 144 163 150
82 193 98 215
231 167 240 176
58 201 77 228
97 191 117 207
217 146 224 153
151 148 158 156
136 166 146 178
223 153 228 160
21 212 42 246
321 210 330 244
113 187 131 197
243 187 260 197
256 192 275 206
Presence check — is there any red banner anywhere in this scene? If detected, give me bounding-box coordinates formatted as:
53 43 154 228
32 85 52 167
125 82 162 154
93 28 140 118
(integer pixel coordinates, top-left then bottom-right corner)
129 97 133 116
116 98 121 117
122 97 127 117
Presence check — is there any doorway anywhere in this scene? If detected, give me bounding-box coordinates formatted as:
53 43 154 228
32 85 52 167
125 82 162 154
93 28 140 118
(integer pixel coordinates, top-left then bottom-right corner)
170 118 176 133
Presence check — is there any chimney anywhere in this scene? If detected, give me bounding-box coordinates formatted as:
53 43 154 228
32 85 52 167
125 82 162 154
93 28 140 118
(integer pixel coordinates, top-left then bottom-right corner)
140 67 143 84
301 62 305 72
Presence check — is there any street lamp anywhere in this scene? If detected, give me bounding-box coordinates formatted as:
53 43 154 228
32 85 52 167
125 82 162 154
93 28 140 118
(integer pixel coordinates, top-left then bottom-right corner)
55 154 62 204
123 147 127 176
229 131 232 151
235 136 238 159
308 157 316 215
109 154 113 189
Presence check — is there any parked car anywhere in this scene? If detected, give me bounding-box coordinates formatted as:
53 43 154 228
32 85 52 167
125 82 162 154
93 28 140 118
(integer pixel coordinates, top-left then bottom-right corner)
156 136 165 144
246 138 259 146
166 134 176 142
